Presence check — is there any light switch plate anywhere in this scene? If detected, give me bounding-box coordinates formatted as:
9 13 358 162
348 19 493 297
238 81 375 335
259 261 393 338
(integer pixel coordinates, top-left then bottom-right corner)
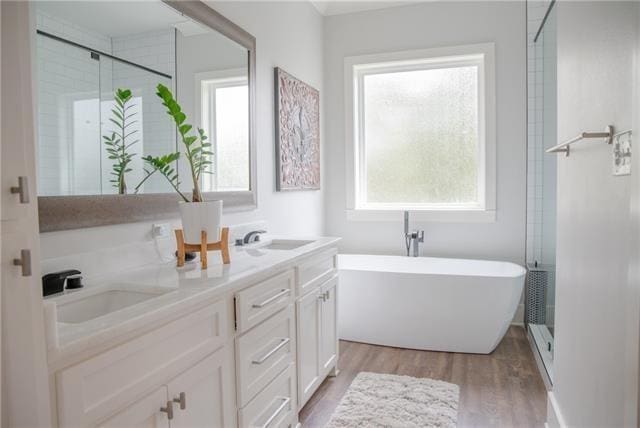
613 131 632 176
151 223 171 239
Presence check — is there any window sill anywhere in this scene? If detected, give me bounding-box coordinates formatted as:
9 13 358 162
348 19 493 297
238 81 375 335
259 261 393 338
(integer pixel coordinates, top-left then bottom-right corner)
346 209 496 223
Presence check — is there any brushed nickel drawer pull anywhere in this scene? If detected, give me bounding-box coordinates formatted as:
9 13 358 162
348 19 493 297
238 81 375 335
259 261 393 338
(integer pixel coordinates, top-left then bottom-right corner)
173 392 186 410
252 289 290 309
252 338 290 364
260 396 291 428
10 176 29 204
13 249 32 277
160 401 174 420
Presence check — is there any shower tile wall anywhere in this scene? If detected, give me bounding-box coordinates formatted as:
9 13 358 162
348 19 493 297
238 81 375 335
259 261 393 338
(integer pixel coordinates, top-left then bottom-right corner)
36 9 174 196
527 2 546 264
527 1 557 329
36 10 112 196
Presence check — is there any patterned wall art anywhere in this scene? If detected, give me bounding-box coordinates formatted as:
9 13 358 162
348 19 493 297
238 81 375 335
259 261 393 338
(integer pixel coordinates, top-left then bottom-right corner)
274 67 320 191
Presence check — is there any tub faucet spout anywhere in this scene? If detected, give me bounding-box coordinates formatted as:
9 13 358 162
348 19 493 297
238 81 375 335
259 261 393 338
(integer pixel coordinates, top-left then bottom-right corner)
403 211 424 257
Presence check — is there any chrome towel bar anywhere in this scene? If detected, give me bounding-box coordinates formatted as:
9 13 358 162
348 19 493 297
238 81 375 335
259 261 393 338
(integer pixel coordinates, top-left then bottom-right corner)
546 126 632 157
546 125 613 156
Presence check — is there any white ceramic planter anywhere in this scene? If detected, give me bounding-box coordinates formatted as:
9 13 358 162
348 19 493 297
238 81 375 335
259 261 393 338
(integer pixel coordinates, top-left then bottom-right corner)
179 200 223 244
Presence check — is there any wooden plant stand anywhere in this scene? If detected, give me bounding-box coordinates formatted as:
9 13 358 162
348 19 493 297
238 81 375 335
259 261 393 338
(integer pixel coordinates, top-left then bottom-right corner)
175 227 230 269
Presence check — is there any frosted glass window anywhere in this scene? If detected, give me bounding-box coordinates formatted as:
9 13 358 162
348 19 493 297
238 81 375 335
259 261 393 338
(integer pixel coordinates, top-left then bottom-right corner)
214 85 249 191
363 66 479 205
347 46 495 215
199 75 249 192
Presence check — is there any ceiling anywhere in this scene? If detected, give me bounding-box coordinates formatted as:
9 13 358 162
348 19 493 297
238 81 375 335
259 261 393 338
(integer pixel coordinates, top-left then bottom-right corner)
38 1 428 34
35 1 199 38
309 1 421 16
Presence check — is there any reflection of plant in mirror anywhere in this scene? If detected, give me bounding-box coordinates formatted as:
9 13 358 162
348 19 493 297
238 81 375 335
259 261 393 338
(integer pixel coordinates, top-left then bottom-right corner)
103 89 138 194
139 84 213 202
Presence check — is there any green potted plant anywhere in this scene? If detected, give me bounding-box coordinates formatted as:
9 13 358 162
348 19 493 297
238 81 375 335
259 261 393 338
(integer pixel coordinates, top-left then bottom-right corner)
142 83 219 244
103 88 138 194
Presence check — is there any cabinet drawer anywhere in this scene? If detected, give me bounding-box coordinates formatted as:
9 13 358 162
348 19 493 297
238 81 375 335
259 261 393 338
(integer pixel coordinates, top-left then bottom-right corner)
235 270 294 333
296 249 337 296
56 300 228 427
239 364 297 428
236 305 295 407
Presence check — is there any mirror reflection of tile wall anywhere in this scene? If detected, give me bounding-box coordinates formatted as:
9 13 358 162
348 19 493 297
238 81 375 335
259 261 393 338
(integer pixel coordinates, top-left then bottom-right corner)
35 1 250 197
36 9 175 196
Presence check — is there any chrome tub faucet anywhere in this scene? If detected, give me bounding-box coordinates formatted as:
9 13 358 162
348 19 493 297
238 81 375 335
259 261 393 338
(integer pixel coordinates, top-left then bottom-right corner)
404 211 424 257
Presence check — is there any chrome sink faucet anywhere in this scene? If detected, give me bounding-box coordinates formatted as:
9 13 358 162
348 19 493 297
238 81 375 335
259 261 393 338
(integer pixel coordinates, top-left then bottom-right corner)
237 230 266 246
404 211 424 257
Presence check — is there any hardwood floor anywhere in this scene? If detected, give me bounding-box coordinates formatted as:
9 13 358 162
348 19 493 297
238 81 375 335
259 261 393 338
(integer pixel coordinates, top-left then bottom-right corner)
299 326 547 427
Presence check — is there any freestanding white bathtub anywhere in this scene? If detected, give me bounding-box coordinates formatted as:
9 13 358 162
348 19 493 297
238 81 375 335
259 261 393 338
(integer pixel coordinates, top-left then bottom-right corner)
338 255 526 354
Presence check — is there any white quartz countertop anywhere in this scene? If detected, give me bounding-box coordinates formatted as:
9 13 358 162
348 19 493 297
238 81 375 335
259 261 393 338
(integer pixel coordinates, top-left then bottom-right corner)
44 235 340 366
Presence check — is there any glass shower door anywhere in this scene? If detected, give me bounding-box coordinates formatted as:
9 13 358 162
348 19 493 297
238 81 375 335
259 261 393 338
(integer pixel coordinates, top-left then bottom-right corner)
36 34 101 196
526 0 557 384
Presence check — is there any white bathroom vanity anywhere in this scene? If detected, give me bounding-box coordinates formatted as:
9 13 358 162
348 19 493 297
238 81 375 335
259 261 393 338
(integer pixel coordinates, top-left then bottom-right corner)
44 237 339 427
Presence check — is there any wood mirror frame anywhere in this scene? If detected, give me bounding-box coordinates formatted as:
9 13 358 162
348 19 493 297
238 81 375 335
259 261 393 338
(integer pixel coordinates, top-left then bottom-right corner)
38 0 257 232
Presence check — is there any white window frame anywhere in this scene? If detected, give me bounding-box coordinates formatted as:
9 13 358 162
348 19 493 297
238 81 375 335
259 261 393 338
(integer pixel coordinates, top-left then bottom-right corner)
194 68 248 191
344 43 496 222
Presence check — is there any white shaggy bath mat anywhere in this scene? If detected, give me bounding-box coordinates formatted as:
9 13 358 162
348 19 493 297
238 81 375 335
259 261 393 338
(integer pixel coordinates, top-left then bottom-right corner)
325 372 459 428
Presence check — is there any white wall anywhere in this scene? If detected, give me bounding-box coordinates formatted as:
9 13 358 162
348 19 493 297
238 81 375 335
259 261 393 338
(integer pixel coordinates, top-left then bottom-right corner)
323 2 527 264
627 4 640 424
550 2 638 426
39 1 325 277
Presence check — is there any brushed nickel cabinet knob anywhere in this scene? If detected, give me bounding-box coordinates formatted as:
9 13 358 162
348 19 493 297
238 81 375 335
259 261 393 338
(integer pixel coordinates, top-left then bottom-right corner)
173 392 186 410
160 401 174 420
10 176 29 204
13 249 32 277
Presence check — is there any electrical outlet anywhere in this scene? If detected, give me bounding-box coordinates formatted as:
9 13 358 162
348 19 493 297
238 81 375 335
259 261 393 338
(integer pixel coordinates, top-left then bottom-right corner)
151 223 171 239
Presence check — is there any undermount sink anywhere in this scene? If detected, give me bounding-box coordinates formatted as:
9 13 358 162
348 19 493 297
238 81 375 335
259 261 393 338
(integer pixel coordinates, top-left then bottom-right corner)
261 239 315 251
56 288 170 324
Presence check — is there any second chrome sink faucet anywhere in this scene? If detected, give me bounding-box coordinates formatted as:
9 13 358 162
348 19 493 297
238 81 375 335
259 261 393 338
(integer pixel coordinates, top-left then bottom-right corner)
404 211 424 257
235 230 267 246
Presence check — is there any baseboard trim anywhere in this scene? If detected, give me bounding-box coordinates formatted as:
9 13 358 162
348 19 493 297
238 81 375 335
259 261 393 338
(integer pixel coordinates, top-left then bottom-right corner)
547 392 567 428
511 303 525 325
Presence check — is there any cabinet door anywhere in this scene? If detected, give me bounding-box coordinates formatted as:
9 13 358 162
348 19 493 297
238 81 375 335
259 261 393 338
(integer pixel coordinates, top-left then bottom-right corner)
296 288 322 408
98 387 170 428
320 277 338 373
1 2 52 426
167 346 236 428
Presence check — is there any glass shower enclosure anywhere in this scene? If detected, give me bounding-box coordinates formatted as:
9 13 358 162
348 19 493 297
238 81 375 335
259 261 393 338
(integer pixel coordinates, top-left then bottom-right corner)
526 0 557 384
35 28 174 197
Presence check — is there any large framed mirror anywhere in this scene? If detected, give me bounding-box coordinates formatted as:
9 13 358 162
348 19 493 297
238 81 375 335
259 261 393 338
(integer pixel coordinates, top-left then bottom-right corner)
35 0 256 232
